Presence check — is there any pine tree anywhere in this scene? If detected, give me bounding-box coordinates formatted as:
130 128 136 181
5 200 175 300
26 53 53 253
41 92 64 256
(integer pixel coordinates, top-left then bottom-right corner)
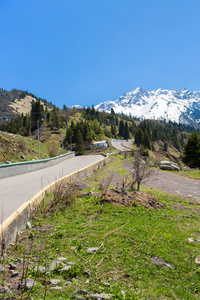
24 115 31 136
119 120 124 137
76 129 85 155
111 108 115 115
143 129 151 149
111 124 117 137
83 122 92 142
31 99 44 131
124 121 130 140
164 141 168 152
183 131 200 167
135 128 144 147
52 106 60 129
46 111 51 127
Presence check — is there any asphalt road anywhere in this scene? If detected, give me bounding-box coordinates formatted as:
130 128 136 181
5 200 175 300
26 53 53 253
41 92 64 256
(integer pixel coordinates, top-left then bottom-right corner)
0 155 104 223
111 139 132 151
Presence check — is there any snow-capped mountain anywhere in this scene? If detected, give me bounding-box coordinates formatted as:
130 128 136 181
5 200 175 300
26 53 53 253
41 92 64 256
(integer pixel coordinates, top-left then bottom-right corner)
70 104 83 109
95 88 200 127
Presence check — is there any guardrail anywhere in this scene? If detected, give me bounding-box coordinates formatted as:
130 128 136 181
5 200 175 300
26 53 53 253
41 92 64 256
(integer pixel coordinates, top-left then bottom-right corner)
0 152 75 179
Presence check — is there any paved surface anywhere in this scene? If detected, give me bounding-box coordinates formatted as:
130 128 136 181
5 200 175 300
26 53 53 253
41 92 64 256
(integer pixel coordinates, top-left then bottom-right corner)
111 139 132 151
145 171 200 201
123 161 200 201
0 155 104 223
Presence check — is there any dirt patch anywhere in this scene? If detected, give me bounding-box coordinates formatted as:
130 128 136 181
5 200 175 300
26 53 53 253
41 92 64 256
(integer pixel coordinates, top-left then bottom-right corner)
101 189 166 209
122 161 133 173
122 161 200 202
171 204 200 216
99 171 125 189
68 182 91 190
151 256 172 269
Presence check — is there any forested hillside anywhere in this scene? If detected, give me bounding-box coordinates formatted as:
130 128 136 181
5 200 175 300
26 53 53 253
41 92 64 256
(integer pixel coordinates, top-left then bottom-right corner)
0 89 200 163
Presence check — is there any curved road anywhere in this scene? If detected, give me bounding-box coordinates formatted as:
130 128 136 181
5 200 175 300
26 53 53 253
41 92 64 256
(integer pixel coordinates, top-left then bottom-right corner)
0 155 104 223
111 139 132 151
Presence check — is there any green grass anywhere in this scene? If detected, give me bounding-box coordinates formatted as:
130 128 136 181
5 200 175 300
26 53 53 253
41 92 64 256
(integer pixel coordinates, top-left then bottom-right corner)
160 168 200 180
2 157 200 299
178 169 200 179
0 130 50 163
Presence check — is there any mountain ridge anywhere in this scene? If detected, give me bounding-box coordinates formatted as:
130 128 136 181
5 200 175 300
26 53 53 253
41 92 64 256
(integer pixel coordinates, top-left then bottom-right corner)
0 88 53 124
95 87 200 128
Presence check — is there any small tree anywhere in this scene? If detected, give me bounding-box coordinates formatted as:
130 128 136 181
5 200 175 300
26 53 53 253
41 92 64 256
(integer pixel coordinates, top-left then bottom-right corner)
164 141 168 152
45 140 60 157
132 153 153 191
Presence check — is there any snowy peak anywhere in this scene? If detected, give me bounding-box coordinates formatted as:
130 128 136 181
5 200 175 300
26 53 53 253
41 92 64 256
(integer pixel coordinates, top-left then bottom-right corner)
95 88 200 127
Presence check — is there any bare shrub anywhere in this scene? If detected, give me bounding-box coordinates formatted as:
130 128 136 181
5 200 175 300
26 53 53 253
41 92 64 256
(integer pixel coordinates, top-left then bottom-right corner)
18 140 27 152
45 140 60 158
124 152 128 159
132 153 154 191
121 175 129 190
99 175 112 197
48 182 76 212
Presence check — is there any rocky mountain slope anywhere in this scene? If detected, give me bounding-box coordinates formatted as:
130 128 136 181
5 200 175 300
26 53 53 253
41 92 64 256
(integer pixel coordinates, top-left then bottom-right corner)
95 88 200 127
0 88 53 124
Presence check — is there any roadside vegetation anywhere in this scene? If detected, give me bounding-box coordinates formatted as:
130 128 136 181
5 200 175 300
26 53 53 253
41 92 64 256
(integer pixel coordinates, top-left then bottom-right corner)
0 131 50 164
1 155 200 299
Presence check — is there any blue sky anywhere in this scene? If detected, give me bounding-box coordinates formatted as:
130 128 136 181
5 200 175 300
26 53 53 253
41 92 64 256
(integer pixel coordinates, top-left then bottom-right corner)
1 0 200 108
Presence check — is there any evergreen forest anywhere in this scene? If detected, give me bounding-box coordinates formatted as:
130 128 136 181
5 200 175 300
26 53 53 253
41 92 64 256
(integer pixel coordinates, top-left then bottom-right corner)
0 96 200 165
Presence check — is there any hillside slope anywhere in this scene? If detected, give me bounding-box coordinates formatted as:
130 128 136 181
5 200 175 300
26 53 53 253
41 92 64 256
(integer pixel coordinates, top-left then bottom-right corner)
0 131 49 163
0 88 52 124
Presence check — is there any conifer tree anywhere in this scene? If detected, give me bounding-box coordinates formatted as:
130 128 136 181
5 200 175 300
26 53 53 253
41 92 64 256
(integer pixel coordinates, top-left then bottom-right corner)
183 131 200 167
119 120 124 137
143 129 151 149
164 141 168 152
46 111 51 127
52 106 60 129
76 129 85 155
124 121 130 140
135 128 144 147
111 123 117 137
31 99 44 130
24 115 31 136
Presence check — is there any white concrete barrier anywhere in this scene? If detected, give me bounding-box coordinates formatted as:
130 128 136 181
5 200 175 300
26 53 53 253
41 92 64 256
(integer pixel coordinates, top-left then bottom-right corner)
0 152 75 179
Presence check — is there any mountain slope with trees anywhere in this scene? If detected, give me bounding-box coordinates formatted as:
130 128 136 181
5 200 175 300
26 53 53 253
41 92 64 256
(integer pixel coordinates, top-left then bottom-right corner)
0 88 199 165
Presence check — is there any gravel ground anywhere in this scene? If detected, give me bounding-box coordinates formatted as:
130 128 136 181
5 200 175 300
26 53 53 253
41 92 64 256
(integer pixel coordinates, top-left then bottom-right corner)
122 161 200 202
145 171 200 201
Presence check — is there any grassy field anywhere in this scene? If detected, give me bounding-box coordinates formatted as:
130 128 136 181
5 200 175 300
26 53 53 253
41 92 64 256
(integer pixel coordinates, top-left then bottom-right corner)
1 156 200 299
